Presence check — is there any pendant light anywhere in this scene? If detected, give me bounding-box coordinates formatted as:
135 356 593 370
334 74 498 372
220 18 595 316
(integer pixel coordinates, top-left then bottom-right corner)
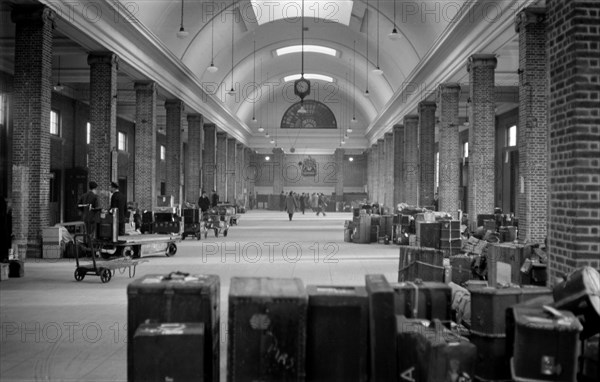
258 58 264 133
389 0 400 40
297 0 308 114
227 0 236 95
53 56 64 92
372 0 383 75
346 70 353 133
351 40 357 124
207 0 218 73
251 39 258 124
176 0 189 38
364 0 370 98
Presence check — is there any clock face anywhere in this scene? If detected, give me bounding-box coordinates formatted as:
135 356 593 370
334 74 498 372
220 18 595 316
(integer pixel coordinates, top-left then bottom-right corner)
294 78 310 99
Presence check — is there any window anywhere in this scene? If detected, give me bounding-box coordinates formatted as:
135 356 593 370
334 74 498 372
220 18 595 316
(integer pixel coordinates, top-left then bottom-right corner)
160 145 166 161
50 110 60 136
117 132 127 151
160 182 166 196
276 45 337 57
463 142 469 158
507 125 517 147
86 122 91 144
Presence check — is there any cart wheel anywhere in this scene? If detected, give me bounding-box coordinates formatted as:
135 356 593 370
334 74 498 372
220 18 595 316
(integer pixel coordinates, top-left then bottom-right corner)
100 268 112 283
74 268 85 281
224 229 228 237
166 243 177 257
214 229 219 238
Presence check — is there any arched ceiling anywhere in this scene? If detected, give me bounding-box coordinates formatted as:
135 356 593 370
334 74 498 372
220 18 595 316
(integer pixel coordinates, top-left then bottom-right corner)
1 0 544 153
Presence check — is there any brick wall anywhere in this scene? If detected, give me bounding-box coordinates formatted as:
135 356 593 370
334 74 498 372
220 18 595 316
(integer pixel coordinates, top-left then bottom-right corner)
516 8 548 244
419 101 437 207
438 84 461 219
377 139 385 204
165 99 183 204
547 0 600 279
272 147 284 194
226 137 236 203
186 113 203 204
216 132 227 200
467 54 497 229
202 123 216 192
403 115 419 206
134 81 156 211
334 148 344 201
393 124 404 205
384 132 393 208
11 5 54 258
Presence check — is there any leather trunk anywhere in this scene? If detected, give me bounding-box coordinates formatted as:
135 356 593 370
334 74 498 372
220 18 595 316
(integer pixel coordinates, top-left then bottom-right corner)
227 277 307 382
133 322 205 382
390 281 452 323
415 221 441 249
486 243 533 286
127 273 220 382
306 285 368 382
396 316 476 382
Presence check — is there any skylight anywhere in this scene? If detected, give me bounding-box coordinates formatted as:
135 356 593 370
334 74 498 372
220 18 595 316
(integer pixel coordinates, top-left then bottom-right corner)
250 1 353 26
276 45 338 57
284 74 334 82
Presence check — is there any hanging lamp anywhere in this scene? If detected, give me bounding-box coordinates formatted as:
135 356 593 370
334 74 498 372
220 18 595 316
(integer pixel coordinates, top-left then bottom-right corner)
227 0 236 95
176 0 189 38
372 0 383 75
294 0 310 112
207 0 218 72
251 39 258 124
258 58 264 132
53 56 64 92
351 40 357 123
389 0 400 40
364 0 370 97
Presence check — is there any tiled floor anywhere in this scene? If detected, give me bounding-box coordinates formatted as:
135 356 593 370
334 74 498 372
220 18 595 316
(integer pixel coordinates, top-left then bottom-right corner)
0 210 399 381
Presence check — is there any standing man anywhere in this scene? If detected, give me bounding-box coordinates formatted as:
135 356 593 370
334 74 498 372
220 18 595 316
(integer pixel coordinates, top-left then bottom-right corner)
78 181 99 239
211 189 219 208
316 193 328 217
285 191 298 221
249 191 255 210
198 190 211 213
299 193 306 214
110 181 127 236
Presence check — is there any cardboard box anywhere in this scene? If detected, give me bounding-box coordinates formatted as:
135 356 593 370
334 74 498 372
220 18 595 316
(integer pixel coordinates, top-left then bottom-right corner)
43 244 62 259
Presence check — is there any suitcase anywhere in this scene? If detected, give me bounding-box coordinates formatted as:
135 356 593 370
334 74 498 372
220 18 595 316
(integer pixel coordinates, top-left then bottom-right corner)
183 208 200 224
396 316 477 382
477 214 496 228
398 246 445 283
469 286 552 335
449 255 475 286
133 322 204 382
354 215 371 244
228 277 307 382
448 282 471 327
511 305 582 382
552 266 600 339
578 334 599 382
471 333 511 382
391 280 452 323
97 210 117 241
365 274 397 382
306 285 368 382
8 260 24 278
487 243 533 287
415 221 441 249
370 224 379 242
499 226 517 242
127 273 220 382
398 261 445 283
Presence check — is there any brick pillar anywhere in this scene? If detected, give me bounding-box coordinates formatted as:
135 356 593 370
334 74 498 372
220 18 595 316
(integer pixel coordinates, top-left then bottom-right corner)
202 123 216 193
366 147 372 200
164 99 183 204
438 84 461 219
216 132 227 201
133 81 157 212
226 138 237 203
384 133 393 208
372 143 379 203
377 139 385 204
404 115 419 206
467 54 497 229
88 52 119 208
186 113 203 203
419 101 437 207
272 147 284 194
393 124 405 205
11 5 54 258
236 143 244 205
547 0 600 279
515 8 547 244
334 148 344 202
245 147 255 196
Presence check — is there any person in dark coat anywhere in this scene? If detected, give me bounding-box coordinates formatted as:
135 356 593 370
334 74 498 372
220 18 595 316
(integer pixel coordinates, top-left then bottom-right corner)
110 181 127 235
211 189 219 207
78 181 100 238
316 193 327 216
299 193 306 214
285 191 298 221
198 190 211 213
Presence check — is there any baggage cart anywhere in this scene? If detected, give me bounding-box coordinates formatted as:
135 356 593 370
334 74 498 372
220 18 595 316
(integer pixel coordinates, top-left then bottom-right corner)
202 208 230 238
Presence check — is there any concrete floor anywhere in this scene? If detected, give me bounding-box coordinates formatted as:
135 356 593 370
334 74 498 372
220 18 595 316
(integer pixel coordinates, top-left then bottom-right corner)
0 210 399 381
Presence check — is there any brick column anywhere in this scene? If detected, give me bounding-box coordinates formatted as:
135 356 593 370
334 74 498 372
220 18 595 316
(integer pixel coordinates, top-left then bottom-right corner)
467 54 497 229
403 115 419 206
372 143 379 203
393 124 405 205
366 147 372 200
438 84 461 219
164 99 183 204
516 8 547 244
384 133 394 208
186 113 203 203
216 132 227 201
377 139 385 204
11 5 54 258
226 137 237 203
202 123 216 193
133 81 157 212
272 147 284 194
245 147 255 196
547 0 600 279
88 51 119 208
334 148 344 202
236 143 244 205
419 101 437 207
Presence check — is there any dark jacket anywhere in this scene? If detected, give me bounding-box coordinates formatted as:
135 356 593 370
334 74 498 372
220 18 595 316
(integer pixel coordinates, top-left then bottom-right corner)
110 190 127 222
198 196 211 212
78 191 99 224
211 192 219 207
286 195 297 214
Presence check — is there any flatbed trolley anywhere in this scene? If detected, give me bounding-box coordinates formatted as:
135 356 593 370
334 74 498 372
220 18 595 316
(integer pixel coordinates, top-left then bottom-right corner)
203 208 230 238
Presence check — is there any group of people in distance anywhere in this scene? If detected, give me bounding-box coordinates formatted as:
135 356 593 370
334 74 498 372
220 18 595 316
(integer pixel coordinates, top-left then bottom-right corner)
77 181 128 238
281 191 329 221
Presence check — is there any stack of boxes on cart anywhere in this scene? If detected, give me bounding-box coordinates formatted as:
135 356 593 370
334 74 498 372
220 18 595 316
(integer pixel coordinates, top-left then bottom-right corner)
141 195 183 235
127 265 599 381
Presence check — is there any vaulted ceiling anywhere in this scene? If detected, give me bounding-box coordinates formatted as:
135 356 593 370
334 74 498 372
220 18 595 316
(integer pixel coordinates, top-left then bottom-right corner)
0 0 545 154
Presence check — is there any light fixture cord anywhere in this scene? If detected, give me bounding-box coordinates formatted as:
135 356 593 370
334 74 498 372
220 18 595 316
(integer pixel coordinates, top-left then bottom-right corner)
376 0 380 68
211 0 215 64
353 40 356 118
180 0 184 29
231 0 235 89
301 0 305 76
365 0 369 92
253 39 256 119
393 0 397 29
